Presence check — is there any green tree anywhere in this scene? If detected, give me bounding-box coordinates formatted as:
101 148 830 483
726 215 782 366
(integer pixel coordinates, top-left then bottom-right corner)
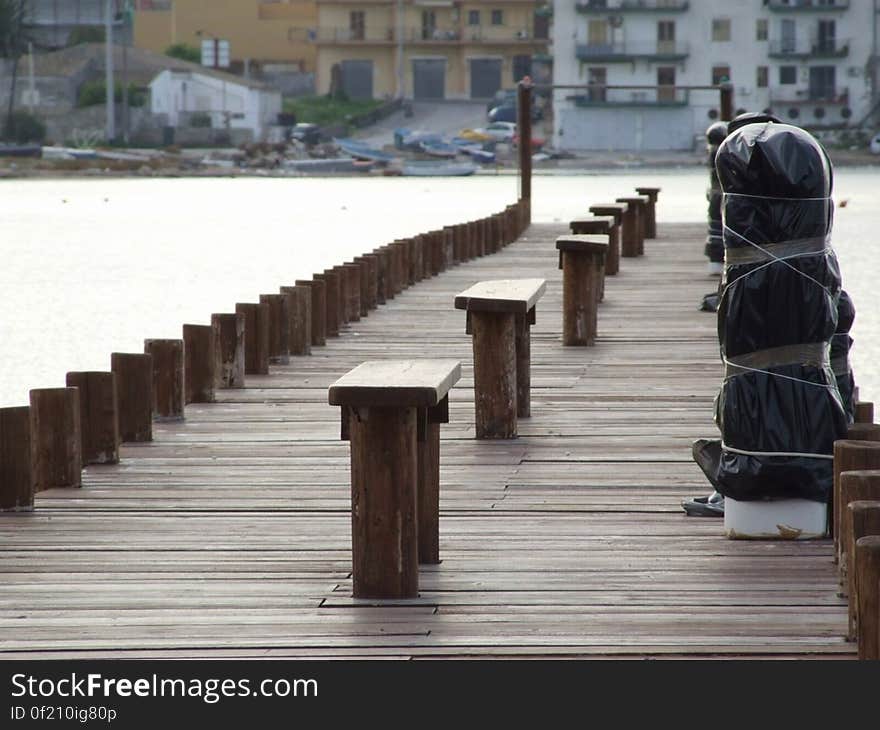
164 43 201 64
1 0 28 142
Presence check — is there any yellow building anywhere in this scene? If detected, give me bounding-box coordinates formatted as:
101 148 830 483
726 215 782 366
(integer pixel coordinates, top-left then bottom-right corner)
133 0 318 73
315 1 549 100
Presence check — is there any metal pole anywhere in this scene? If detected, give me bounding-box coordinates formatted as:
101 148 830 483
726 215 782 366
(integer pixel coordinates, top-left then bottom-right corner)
719 82 734 122
105 0 115 142
26 42 35 113
396 0 404 98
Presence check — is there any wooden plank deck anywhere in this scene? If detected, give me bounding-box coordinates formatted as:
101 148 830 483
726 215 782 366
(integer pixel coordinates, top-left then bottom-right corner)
0 222 853 659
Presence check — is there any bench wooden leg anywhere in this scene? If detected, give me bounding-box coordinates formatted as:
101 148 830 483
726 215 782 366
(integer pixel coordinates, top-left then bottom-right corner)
621 211 638 258
606 226 621 275
515 313 531 418
855 536 880 659
847 499 880 641
418 420 440 564
349 406 419 598
471 311 517 439
562 250 598 347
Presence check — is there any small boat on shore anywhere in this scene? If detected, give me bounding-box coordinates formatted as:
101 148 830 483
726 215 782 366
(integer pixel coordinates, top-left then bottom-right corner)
420 140 459 158
401 160 478 177
283 157 373 174
42 146 98 160
335 138 395 164
0 144 42 158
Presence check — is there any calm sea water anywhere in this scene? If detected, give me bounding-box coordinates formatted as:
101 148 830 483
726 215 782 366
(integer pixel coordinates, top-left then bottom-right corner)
0 168 877 408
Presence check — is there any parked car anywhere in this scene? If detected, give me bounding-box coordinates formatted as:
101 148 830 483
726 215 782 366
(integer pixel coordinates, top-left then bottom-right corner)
486 88 517 114
476 122 517 143
488 99 543 124
291 123 321 146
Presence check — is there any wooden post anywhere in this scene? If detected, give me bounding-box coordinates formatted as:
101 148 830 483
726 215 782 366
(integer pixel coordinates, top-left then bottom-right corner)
515 312 531 418
635 187 661 239
561 249 598 346
847 423 880 442
349 405 419 598
235 302 270 375
845 497 880 639
65 371 120 464
29 387 81 491
355 256 379 312
719 82 734 122
281 285 312 356
855 401 875 424
295 279 326 346
615 199 639 257
517 78 532 213
372 249 390 303
341 263 362 321
111 353 153 441
331 266 351 325
260 293 290 365
855 535 880 659
839 470 880 592
211 313 245 389
471 312 517 439
441 228 454 270
834 440 880 557
182 324 216 404
144 339 185 421
314 271 340 336
0 406 33 511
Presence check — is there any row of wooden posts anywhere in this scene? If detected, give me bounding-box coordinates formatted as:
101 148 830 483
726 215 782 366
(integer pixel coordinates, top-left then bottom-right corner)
0 199 531 514
831 412 880 660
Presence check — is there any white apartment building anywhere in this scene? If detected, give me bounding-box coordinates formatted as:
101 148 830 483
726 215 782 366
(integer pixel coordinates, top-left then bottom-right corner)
551 0 879 151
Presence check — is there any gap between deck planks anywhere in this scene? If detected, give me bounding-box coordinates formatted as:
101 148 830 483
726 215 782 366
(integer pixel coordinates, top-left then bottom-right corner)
0 222 853 658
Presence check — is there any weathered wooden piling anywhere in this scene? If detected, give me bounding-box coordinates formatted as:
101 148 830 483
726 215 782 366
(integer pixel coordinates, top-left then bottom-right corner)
557 235 609 347
370 249 390 304
855 535 880 659
281 285 312 356
855 401 875 424
847 423 880 442
845 495 880 639
354 255 379 312
834 440 880 556
331 265 351 325
235 302 270 375
29 387 81 491
616 196 646 256
65 371 120 464
568 217 614 301
635 187 661 239
471 312 517 438
144 339 185 421
314 271 340 336
211 313 245 389
294 279 326 346
111 353 153 441
340 263 362 321
0 406 33 511
260 293 290 365
839 470 880 591
182 324 216 404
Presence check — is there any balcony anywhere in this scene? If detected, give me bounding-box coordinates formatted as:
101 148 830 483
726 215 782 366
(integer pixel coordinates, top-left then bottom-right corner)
767 0 849 11
314 26 549 46
576 41 689 62
576 1 689 13
314 27 396 45
768 38 849 58
572 86 689 106
770 88 849 105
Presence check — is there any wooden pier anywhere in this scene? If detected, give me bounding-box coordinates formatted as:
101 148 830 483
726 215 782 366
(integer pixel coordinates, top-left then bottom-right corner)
0 221 853 659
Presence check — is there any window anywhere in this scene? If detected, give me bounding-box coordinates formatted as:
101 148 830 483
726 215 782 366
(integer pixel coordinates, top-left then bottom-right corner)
779 66 797 84
587 67 606 102
712 65 730 85
756 18 768 41
491 10 503 26
468 10 479 26
757 66 768 88
657 66 676 102
349 11 365 41
712 18 731 42
657 21 675 53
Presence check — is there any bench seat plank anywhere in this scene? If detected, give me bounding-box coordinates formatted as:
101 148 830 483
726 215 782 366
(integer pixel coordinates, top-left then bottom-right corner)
329 359 461 408
454 279 547 314
556 234 610 255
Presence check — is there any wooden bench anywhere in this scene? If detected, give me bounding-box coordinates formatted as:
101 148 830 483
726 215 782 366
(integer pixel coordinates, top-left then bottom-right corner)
615 195 649 257
589 203 627 275
556 235 609 347
329 359 461 599
568 215 616 295
635 186 661 239
455 279 546 439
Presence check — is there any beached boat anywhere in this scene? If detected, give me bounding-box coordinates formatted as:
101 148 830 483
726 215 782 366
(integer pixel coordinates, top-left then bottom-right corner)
282 157 372 174
334 138 395 164
420 140 459 158
0 144 42 158
401 160 478 177
41 146 98 160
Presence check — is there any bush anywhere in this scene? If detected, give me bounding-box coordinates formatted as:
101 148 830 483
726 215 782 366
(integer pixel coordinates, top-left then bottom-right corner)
3 111 46 143
78 80 146 108
164 43 201 63
68 26 105 45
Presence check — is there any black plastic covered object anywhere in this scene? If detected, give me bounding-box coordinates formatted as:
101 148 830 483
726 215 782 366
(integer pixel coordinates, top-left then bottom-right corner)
832 290 856 422
712 122 848 503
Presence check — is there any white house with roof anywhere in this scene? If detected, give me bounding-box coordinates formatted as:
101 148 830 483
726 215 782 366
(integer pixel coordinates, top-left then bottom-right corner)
149 69 282 141
551 0 878 151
